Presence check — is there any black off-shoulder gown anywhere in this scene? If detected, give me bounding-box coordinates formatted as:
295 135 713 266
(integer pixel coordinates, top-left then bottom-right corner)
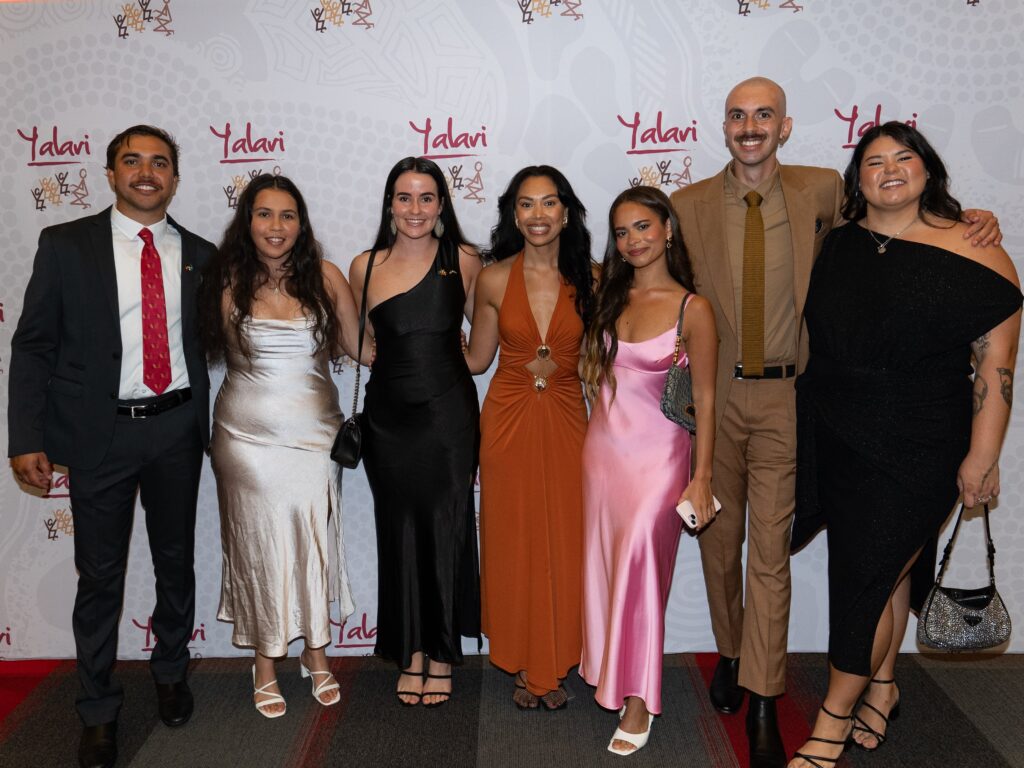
363 243 481 668
793 222 1021 676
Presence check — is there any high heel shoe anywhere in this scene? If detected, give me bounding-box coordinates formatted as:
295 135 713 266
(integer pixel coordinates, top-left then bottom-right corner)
791 704 852 768
513 671 539 710
252 665 286 719
423 672 452 708
852 677 900 751
608 711 653 755
395 670 423 707
299 655 340 707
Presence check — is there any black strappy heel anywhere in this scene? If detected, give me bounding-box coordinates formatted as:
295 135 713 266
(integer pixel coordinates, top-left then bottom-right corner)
792 704 853 768
852 677 900 751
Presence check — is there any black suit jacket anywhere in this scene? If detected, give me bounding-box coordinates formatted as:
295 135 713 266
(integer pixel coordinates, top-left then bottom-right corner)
8 207 215 470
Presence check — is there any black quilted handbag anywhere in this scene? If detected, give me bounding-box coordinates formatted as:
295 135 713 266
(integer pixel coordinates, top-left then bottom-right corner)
331 253 374 468
659 293 696 434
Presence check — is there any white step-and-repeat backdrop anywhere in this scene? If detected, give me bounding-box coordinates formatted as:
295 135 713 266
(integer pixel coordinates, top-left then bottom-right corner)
2 0 1022 661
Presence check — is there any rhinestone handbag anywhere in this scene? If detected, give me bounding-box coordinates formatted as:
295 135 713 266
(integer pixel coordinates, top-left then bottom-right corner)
917 503 1011 651
659 293 697 434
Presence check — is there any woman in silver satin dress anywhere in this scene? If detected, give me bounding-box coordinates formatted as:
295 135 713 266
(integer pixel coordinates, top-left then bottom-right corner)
198 175 364 718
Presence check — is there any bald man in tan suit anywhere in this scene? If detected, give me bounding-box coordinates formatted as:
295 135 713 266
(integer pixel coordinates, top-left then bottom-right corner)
670 78 997 768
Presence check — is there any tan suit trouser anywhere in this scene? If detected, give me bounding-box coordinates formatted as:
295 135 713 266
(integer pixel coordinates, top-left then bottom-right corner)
699 376 795 697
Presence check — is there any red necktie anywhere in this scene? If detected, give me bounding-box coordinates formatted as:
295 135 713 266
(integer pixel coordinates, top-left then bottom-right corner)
138 227 171 395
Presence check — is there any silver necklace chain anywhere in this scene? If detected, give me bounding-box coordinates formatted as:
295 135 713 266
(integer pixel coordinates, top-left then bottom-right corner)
866 216 918 254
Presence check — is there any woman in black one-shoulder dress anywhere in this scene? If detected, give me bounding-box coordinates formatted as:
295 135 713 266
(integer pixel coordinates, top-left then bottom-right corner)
350 157 482 708
789 123 1021 768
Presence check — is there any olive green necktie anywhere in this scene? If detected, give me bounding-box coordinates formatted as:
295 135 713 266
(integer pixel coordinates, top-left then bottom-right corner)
741 191 765 376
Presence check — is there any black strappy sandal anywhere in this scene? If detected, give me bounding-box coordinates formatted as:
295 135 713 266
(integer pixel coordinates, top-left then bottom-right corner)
852 677 901 751
792 704 853 768
423 672 452 708
396 670 423 707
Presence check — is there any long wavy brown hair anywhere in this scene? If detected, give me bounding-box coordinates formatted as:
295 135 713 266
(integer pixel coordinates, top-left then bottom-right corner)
582 186 695 402
198 174 338 362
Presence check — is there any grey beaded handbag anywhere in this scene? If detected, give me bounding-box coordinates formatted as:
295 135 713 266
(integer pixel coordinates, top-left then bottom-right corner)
659 293 696 434
917 503 1011 651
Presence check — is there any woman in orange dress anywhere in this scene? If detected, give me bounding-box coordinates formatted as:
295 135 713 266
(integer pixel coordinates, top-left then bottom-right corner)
465 166 595 709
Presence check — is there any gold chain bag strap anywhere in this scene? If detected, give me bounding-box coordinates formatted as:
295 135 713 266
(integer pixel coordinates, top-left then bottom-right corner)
330 253 374 468
659 292 696 434
917 502 1011 651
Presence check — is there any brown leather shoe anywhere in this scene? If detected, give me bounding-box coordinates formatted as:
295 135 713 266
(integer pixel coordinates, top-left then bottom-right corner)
78 721 117 768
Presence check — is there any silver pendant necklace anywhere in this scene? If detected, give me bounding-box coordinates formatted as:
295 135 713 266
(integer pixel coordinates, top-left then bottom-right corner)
867 216 918 254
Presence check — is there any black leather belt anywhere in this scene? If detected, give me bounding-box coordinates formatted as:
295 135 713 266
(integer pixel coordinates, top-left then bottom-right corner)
117 388 192 419
733 364 796 380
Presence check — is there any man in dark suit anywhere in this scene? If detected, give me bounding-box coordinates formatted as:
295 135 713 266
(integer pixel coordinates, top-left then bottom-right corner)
670 78 998 768
8 125 215 768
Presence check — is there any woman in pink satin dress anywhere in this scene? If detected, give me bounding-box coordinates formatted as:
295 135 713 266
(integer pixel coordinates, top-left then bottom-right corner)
580 186 718 756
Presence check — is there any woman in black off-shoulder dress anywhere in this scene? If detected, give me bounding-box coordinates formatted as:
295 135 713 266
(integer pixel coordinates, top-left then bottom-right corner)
350 157 483 708
789 123 1021 768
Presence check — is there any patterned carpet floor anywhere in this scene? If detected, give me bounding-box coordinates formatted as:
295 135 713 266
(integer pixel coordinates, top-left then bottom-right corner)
1 652 1022 767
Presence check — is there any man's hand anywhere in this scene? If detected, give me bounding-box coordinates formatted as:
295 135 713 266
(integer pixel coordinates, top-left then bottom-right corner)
962 209 1002 247
11 452 54 491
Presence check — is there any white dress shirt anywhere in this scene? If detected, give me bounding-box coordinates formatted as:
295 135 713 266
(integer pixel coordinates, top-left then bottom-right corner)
110 207 190 399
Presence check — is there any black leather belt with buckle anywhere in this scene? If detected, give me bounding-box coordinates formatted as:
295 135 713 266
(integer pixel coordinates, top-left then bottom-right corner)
117 388 192 419
733 364 796 380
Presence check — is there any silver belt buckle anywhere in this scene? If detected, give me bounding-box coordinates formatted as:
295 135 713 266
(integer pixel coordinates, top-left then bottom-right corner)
129 404 148 419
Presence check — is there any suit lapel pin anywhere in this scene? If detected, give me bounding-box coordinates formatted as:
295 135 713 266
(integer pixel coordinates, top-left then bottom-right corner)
184 264 194 272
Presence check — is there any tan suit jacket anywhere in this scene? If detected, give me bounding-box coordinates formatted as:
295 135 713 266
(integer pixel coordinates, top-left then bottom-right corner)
671 164 844 431
669 163 844 694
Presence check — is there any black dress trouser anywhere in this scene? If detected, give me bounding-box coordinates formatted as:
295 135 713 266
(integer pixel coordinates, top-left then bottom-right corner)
68 399 203 726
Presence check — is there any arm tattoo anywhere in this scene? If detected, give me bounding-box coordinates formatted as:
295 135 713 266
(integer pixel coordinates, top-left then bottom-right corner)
973 374 989 416
997 367 1014 407
973 332 991 363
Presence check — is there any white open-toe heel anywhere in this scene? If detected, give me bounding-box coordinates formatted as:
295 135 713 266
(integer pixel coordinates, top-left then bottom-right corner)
299 657 340 707
252 665 286 719
608 713 654 755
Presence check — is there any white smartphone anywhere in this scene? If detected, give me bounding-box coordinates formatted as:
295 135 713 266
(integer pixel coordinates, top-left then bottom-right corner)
676 495 722 529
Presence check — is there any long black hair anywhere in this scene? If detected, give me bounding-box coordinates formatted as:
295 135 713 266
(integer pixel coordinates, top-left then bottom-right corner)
487 165 595 327
582 185 695 401
841 121 963 224
368 157 475 273
198 174 337 362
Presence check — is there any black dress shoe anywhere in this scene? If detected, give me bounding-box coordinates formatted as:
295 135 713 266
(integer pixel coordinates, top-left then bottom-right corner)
79 721 117 768
709 655 745 714
155 679 194 727
746 694 786 768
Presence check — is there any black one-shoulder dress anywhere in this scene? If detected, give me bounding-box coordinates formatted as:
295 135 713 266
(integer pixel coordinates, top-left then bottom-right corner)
793 222 1021 675
363 242 481 668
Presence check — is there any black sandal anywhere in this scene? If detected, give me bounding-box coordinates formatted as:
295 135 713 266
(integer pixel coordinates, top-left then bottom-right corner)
792 704 853 768
423 673 452 708
852 677 900 751
396 670 423 707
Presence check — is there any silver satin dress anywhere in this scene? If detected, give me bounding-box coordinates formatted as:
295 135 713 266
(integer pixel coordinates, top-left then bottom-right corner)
211 317 355 656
